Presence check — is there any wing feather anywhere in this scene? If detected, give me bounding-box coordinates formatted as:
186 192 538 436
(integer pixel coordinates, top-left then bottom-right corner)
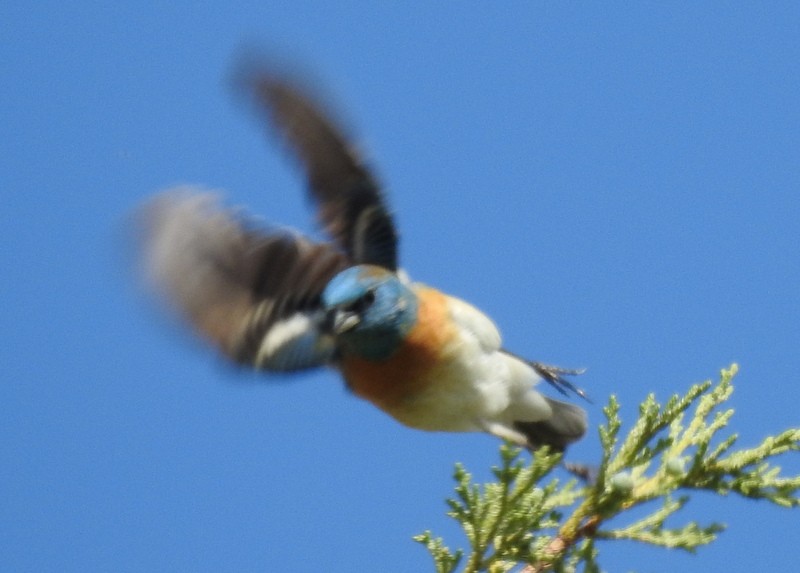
138 188 348 371
237 65 399 271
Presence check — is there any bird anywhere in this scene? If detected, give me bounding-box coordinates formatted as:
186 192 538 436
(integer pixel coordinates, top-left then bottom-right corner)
138 62 589 451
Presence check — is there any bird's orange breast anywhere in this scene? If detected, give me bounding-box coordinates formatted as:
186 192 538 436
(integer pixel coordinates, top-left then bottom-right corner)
340 287 459 413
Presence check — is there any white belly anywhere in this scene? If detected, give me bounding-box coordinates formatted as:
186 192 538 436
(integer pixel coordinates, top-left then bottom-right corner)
388 334 547 433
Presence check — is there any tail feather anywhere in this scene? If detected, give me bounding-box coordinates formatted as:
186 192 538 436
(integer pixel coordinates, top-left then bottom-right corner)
513 397 588 451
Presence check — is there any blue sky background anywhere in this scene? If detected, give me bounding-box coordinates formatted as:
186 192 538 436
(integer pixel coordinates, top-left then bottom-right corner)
3 3 799 571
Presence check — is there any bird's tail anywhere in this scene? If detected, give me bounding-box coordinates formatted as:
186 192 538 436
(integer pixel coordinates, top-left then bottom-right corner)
513 397 587 452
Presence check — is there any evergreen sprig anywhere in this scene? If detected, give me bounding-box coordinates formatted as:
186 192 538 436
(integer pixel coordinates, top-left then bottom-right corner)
416 365 800 572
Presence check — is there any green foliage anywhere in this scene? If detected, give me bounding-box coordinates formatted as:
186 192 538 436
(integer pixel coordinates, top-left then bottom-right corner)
416 365 800 572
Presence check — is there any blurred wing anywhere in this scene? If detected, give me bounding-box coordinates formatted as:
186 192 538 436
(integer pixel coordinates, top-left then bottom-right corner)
238 66 398 271
138 189 348 371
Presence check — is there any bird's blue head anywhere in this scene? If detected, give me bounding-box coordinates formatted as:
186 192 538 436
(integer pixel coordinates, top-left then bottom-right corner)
322 265 418 361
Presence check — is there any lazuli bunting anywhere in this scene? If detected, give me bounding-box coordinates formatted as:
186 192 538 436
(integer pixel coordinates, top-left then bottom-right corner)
139 64 588 451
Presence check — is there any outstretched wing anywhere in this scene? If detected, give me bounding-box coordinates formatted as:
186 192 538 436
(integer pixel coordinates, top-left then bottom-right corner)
238 66 399 271
138 189 348 371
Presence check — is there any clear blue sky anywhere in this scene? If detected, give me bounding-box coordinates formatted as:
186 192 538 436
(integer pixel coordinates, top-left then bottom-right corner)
3 3 798 571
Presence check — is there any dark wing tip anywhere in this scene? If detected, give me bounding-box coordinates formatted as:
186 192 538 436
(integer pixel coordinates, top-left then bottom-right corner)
230 55 358 181
231 55 399 272
230 51 322 109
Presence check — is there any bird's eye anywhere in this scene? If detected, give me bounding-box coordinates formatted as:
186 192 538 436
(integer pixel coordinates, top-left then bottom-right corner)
346 288 377 314
362 288 376 306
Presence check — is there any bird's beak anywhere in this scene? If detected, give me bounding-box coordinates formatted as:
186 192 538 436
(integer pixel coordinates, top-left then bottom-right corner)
325 309 360 335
